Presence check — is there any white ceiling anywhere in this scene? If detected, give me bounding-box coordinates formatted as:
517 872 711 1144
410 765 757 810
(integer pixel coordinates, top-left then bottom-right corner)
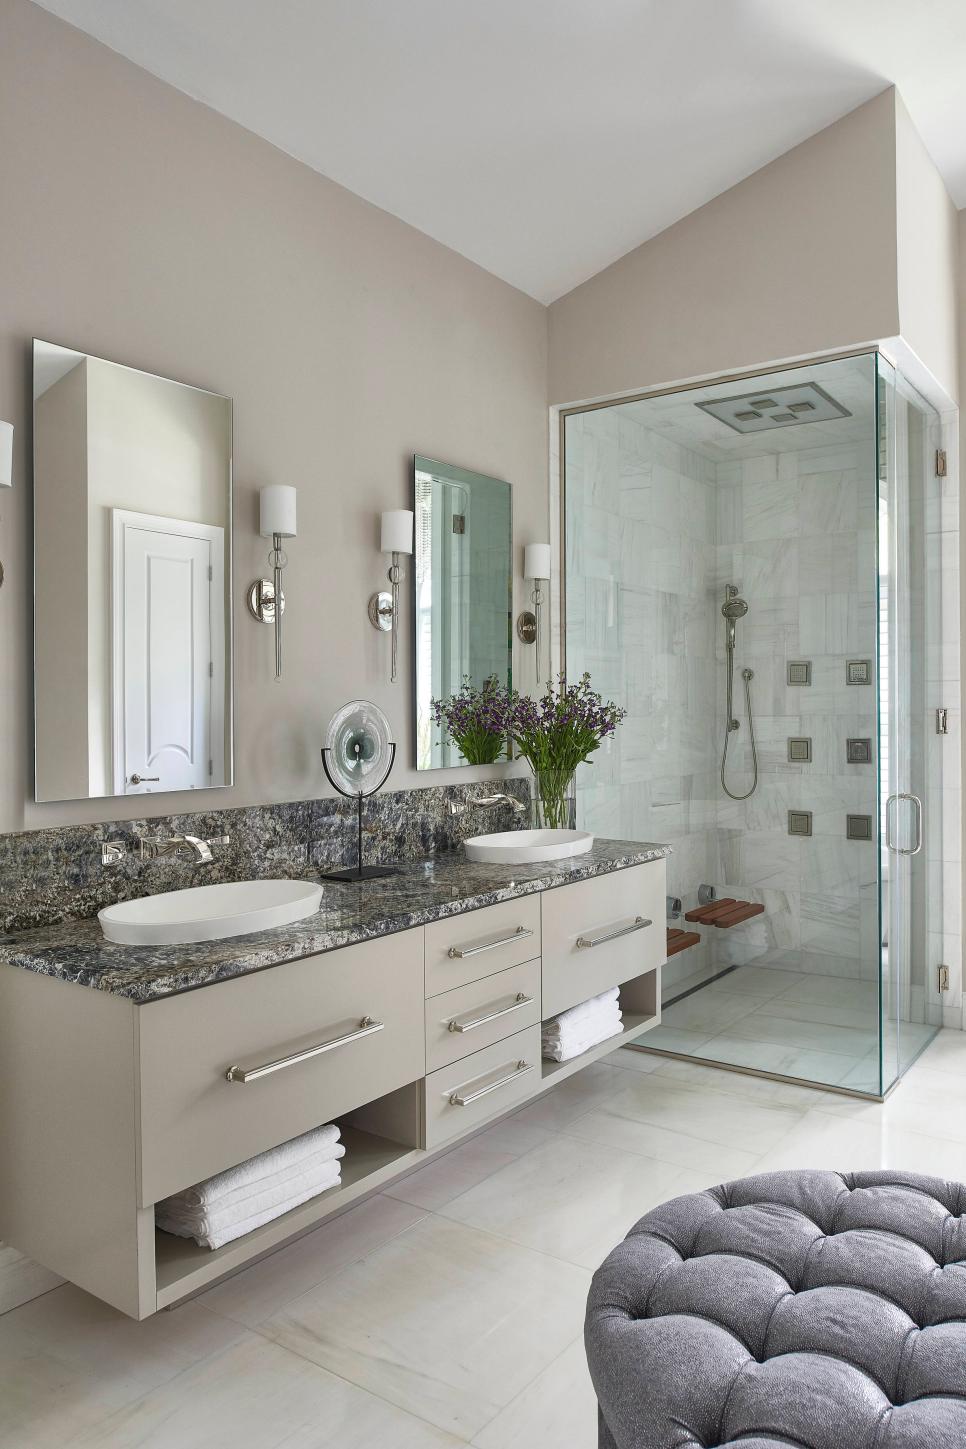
33 0 966 304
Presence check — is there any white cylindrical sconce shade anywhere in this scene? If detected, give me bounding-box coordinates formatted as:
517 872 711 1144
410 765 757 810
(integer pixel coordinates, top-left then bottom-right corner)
259 484 297 538
524 543 551 581
381 509 414 555
0 421 13 488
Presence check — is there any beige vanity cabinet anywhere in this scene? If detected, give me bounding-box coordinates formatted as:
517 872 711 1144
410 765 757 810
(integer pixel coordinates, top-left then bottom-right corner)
0 854 665 1319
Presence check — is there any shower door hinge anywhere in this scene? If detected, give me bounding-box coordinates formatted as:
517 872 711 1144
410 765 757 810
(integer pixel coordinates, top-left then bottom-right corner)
938 964 950 993
936 449 947 477
937 707 948 735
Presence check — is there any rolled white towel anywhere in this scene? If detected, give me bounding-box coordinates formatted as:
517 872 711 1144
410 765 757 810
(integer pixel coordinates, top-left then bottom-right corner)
169 1124 341 1210
157 1159 343 1249
157 1146 346 1232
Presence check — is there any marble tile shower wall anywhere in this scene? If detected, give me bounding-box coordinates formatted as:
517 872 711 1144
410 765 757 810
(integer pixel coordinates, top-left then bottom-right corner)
711 441 879 986
565 407 718 995
0 780 530 935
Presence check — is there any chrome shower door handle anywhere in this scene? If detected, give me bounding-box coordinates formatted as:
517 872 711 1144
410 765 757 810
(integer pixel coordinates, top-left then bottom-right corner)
886 793 923 856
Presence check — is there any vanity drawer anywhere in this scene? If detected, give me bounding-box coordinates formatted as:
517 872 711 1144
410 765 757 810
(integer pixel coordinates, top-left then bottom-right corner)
137 930 424 1206
425 896 541 997
423 1024 541 1150
541 862 665 1018
425 958 541 1073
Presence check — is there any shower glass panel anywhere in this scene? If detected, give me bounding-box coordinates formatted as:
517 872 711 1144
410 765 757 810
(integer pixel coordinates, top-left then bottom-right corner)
562 350 948 1096
877 358 945 1091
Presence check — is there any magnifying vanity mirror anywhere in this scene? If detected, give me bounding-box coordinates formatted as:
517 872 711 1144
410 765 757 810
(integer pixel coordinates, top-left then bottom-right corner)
413 456 512 770
32 340 233 801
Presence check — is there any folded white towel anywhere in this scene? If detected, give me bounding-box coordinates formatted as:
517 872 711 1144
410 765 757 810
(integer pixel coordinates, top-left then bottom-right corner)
543 1005 621 1041
160 1141 345 1221
543 1003 621 1041
157 1148 346 1234
542 1018 623 1062
157 1160 343 1249
170 1124 341 1210
542 988 620 1037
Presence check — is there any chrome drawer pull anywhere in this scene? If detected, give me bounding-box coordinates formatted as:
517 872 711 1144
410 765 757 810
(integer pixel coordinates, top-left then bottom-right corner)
449 1059 534 1107
447 925 533 959
225 1016 384 1083
448 992 534 1033
576 916 652 949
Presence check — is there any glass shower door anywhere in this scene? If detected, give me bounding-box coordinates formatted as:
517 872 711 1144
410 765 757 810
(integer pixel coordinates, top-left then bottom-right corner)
877 357 943 1093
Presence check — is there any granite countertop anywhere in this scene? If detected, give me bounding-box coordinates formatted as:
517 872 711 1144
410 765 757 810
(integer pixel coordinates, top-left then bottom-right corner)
0 839 669 1003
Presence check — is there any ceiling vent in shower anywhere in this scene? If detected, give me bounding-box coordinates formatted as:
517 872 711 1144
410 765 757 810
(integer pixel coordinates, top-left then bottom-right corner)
695 382 851 434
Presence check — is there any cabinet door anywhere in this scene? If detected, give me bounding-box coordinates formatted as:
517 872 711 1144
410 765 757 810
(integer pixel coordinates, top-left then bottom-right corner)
423 1025 541 1149
138 931 424 1205
424 896 541 996
425 957 541 1072
541 863 665 1018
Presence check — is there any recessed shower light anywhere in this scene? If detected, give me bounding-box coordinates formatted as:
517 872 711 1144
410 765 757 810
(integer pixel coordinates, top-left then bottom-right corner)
695 382 852 434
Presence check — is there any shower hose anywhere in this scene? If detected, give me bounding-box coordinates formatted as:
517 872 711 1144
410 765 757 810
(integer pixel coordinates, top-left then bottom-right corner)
721 663 759 801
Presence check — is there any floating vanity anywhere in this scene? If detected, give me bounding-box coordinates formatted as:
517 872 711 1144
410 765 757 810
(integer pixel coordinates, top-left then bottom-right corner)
0 839 667 1319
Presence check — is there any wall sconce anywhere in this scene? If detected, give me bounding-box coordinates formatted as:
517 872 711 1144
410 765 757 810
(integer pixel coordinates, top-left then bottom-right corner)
248 484 297 679
369 509 413 682
0 420 12 593
517 543 551 677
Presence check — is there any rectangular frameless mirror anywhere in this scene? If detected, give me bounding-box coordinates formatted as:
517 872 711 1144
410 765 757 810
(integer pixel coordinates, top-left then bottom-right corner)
33 340 233 801
414 455 512 770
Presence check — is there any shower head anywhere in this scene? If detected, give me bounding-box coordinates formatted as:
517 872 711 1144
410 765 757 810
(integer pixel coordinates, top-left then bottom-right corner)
721 595 749 621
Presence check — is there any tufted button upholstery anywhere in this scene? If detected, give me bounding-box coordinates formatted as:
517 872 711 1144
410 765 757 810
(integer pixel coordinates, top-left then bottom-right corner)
585 1170 966 1449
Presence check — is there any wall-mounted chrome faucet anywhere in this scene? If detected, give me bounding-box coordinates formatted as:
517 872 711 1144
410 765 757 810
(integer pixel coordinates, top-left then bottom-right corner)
101 833 230 866
448 793 527 818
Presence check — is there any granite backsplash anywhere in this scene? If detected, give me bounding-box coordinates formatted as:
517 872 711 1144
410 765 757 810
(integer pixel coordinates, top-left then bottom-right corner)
0 779 531 934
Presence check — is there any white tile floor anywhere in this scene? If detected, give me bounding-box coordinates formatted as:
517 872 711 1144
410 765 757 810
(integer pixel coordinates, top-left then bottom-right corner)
646 964 938 1090
5 1030 966 1448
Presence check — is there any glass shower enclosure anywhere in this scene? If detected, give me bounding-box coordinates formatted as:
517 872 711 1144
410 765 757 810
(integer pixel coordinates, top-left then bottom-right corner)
562 350 955 1097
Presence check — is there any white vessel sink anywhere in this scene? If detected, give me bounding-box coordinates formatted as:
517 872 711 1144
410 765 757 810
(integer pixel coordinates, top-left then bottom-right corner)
463 829 594 865
98 880 324 946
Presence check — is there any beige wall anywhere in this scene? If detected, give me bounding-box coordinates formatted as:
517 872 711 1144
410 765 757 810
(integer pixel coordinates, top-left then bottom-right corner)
0 0 548 833
548 90 901 406
894 95 960 406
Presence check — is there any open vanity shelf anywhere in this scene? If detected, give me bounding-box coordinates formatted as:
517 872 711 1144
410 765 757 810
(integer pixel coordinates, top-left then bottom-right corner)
540 970 659 1087
154 1124 420 1307
0 847 667 1319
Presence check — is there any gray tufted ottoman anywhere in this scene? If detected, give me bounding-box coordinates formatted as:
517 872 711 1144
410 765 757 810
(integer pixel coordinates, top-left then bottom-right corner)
585 1169 966 1448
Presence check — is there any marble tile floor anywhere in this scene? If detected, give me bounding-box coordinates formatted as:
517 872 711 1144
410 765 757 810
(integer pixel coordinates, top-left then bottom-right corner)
4 1030 966 1447
645 963 938 1090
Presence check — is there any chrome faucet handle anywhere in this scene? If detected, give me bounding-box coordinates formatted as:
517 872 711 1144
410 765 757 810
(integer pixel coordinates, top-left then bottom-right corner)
101 841 127 867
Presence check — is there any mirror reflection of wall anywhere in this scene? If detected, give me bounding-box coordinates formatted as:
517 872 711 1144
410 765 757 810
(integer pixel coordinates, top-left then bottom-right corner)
33 341 233 802
414 456 512 770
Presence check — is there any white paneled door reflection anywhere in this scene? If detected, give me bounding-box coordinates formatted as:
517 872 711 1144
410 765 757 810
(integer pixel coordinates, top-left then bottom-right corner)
111 510 225 794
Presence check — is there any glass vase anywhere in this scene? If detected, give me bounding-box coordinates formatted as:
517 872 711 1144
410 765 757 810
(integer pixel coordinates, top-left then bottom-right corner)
532 770 577 830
